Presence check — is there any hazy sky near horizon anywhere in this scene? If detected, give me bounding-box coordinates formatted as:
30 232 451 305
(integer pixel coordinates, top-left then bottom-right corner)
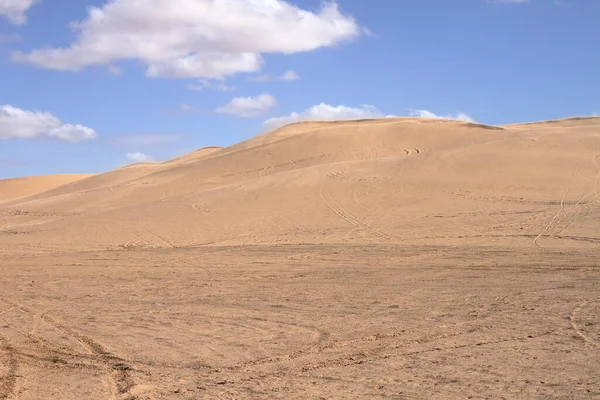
1 0 599 178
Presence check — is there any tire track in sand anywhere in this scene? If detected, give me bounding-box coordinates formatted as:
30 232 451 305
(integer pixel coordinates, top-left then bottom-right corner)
551 153 600 238
320 187 392 239
0 333 18 400
533 166 579 248
0 297 137 399
570 301 599 349
127 222 176 249
41 314 136 398
352 185 377 215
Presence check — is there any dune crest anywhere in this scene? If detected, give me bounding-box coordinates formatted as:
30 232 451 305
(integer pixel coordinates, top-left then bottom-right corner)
1 117 598 251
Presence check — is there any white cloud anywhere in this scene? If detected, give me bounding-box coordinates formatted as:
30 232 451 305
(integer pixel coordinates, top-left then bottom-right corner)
410 109 475 123
264 103 392 130
0 0 36 25
145 53 263 79
126 152 155 163
249 70 300 82
217 94 277 118
0 104 97 142
187 78 235 92
13 0 360 79
215 83 236 91
280 70 300 81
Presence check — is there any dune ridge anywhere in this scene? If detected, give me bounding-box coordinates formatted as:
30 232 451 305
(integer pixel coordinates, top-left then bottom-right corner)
1 116 598 251
1 117 599 399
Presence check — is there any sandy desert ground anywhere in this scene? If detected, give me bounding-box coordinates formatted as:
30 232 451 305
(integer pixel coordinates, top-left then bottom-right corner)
0 175 93 203
1 117 599 399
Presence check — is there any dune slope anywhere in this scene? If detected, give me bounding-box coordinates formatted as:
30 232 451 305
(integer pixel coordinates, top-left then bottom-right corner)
0 174 93 203
1 117 599 251
1 117 600 400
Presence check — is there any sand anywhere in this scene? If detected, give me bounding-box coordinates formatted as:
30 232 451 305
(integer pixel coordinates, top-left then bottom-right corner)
0 117 599 399
0 174 92 203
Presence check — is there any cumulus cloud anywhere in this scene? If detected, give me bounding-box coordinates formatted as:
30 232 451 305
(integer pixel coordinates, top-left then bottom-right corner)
410 109 475 123
126 152 154 163
13 0 360 79
281 70 300 81
264 103 392 130
249 70 300 82
188 78 235 92
0 104 97 142
145 53 263 79
217 94 277 118
0 0 36 25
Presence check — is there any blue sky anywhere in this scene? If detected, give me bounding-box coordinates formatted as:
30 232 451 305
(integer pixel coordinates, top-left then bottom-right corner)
1 0 599 178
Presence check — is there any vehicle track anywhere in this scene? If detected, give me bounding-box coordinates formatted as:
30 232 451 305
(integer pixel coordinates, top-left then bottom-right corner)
229 292 510 374
0 297 138 399
533 166 579 247
294 329 558 375
550 153 600 239
352 186 375 214
231 323 557 384
1 304 107 397
570 301 599 349
0 333 18 400
319 187 392 239
190 200 301 239
127 222 176 249
41 314 136 398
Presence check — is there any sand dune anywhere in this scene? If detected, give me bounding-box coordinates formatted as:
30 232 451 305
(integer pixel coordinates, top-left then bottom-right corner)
1 116 599 251
0 174 92 203
1 117 599 399
162 146 223 165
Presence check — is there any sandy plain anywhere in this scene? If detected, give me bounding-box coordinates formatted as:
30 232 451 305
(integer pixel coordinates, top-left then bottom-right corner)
0 117 599 399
